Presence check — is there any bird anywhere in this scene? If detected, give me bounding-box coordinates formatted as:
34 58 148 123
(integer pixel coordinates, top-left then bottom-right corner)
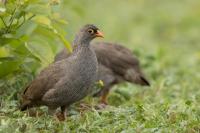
20 24 104 120
55 42 150 105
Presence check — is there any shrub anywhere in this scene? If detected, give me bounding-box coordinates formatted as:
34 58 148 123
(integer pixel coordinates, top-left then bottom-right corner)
0 0 71 79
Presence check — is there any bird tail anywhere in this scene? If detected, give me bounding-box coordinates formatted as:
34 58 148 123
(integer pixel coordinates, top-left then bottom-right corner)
19 97 32 111
125 69 150 86
137 76 150 86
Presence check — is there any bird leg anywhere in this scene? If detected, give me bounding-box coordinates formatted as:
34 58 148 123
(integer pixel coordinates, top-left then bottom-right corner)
27 108 43 117
94 89 110 110
100 88 110 105
78 102 92 113
56 106 67 121
48 106 67 121
48 107 57 116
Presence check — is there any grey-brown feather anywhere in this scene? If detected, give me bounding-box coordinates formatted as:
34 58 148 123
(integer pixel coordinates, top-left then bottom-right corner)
20 24 98 111
54 42 150 98
42 47 97 107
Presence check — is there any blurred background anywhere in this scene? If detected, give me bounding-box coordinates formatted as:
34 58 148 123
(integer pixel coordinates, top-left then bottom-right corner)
59 0 200 105
61 0 200 88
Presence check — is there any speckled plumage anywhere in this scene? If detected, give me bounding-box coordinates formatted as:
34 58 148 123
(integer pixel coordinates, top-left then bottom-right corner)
55 42 150 104
20 24 102 116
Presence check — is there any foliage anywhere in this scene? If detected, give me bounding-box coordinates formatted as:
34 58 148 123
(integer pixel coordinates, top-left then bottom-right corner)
0 0 71 79
1 0 200 132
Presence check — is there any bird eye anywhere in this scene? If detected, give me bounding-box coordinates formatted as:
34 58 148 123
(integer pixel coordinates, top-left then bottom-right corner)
87 29 94 34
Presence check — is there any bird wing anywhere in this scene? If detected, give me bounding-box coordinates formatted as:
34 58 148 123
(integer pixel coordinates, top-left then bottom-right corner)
55 42 140 72
92 42 140 76
41 64 90 106
22 60 67 101
98 64 116 86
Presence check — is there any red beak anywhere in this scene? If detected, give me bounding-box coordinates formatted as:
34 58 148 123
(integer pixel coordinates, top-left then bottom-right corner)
95 30 104 38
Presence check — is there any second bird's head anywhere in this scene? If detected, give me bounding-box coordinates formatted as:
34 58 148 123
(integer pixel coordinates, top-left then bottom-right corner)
74 24 104 45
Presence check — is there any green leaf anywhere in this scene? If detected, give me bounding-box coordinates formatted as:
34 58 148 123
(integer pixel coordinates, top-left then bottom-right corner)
34 26 61 54
15 20 37 38
0 7 6 15
51 13 68 25
56 33 72 53
50 26 72 53
0 3 6 16
0 59 21 78
0 47 10 57
25 4 50 16
0 37 17 46
33 15 51 27
25 38 54 67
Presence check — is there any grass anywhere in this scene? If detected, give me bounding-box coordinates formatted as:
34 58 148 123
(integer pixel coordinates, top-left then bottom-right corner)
1 0 200 132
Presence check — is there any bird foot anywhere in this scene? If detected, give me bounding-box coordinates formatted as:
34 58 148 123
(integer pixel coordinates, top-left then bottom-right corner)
95 102 108 110
100 99 108 106
78 103 92 112
27 109 44 117
55 112 66 121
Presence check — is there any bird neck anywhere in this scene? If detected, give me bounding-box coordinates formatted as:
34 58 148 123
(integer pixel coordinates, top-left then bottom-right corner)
73 35 91 52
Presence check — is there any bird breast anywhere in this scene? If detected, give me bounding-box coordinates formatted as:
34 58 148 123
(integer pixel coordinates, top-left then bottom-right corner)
76 47 98 84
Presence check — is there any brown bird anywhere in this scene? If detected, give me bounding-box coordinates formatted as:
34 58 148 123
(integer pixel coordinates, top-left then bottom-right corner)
55 42 150 105
20 24 104 120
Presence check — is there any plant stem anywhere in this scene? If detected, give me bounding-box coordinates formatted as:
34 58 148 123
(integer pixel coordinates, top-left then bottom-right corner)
5 8 17 33
0 17 8 27
27 14 36 21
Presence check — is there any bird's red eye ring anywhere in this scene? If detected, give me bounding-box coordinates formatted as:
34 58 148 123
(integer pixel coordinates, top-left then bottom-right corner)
87 29 94 34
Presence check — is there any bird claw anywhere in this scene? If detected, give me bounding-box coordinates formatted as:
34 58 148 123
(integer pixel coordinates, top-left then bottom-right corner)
55 112 66 121
78 103 92 112
27 109 43 117
95 103 107 110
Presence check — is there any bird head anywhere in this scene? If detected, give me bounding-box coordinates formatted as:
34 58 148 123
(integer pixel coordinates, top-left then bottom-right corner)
74 24 104 46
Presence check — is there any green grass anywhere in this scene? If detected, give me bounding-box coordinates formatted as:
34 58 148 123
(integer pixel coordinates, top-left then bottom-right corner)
1 0 200 132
